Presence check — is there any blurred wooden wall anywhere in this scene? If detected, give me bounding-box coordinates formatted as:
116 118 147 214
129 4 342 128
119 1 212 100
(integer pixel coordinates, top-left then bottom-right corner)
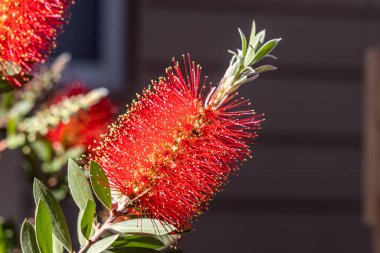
127 0 380 252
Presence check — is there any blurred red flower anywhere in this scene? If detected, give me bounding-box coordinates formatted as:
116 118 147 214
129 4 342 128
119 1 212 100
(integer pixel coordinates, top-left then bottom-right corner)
0 0 74 87
90 57 263 230
46 84 116 152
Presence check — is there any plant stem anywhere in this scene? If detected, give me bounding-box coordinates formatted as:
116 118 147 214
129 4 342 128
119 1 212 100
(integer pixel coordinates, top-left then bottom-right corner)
76 189 150 253
77 210 119 253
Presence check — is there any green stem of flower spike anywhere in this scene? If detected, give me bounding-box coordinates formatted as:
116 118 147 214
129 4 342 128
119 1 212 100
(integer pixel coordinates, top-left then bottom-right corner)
207 20 281 109
77 211 118 253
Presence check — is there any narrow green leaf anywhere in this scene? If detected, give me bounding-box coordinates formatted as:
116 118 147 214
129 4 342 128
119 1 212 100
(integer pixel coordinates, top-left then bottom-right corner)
238 28 247 57
33 178 72 252
77 211 87 247
53 236 64 253
109 219 176 236
68 158 94 210
90 161 112 210
252 38 281 65
81 199 96 240
35 201 53 253
255 65 278 74
112 236 164 249
251 29 266 51
87 234 119 253
20 220 39 253
248 20 256 47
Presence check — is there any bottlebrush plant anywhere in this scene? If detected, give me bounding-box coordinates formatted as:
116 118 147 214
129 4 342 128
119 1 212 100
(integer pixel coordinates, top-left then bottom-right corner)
0 53 117 201
19 20 281 253
0 0 74 90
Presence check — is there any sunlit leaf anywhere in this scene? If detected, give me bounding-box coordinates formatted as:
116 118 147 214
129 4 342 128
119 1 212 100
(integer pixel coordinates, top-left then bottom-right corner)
20 220 39 253
90 161 112 210
68 158 94 210
33 179 72 252
35 201 53 253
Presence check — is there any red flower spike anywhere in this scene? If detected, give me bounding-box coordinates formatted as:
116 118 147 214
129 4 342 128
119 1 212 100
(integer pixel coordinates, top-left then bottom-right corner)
46 83 116 152
0 0 74 87
90 56 263 230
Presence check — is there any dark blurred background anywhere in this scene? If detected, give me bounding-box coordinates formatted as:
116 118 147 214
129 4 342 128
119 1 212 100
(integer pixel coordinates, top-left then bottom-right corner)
2 0 380 252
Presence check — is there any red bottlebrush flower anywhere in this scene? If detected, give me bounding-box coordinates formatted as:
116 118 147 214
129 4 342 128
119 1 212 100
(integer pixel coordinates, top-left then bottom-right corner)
89 57 263 230
46 84 116 152
0 0 74 87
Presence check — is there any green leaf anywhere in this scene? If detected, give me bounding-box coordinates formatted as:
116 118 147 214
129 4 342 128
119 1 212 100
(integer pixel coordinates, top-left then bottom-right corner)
33 178 72 252
248 20 256 47
238 28 247 57
86 234 119 253
112 236 164 249
77 211 87 247
108 247 160 253
251 29 266 51
81 199 96 240
53 237 64 253
90 161 112 210
35 201 53 253
252 38 281 65
20 220 39 253
68 158 94 210
109 219 176 236
255 65 278 74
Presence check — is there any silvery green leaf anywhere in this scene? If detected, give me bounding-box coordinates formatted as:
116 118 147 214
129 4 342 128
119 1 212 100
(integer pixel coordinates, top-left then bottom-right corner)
233 76 247 87
80 199 96 240
238 28 247 57
252 30 266 51
109 219 176 236
244 46 256 67
255 65 278 74
241 66 256 76
20 220 39 253
68 158 94 211
33 179 72 252
86 234 119 253
52 237 63 253
252 38 281 65
77 211 87 247
90 161 112 210
266 54 278 60
248 20 256 47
